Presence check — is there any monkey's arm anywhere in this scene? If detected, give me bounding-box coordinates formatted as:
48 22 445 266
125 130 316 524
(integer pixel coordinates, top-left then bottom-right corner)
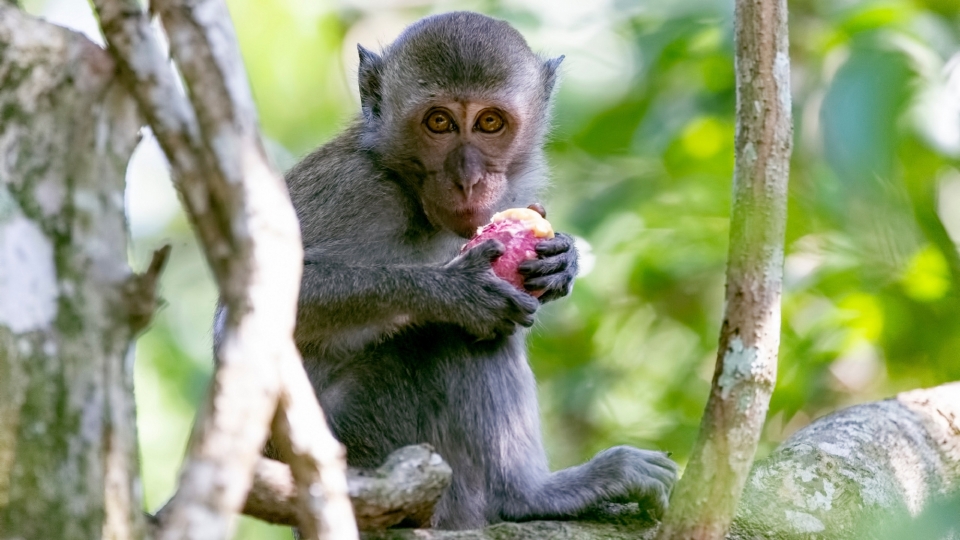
519 232 578 303
295 241 540 347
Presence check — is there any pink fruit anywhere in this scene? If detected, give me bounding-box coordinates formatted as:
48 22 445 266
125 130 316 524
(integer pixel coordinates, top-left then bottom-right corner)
462 208 554 295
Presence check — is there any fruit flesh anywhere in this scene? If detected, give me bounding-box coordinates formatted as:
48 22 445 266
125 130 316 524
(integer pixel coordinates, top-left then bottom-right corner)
462 208 554 294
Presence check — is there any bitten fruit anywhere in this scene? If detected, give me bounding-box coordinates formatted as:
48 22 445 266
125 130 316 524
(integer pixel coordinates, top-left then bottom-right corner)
462 207 554 295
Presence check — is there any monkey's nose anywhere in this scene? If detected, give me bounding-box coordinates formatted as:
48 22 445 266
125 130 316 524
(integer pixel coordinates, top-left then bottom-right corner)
456 174 482 200
448 144 485 201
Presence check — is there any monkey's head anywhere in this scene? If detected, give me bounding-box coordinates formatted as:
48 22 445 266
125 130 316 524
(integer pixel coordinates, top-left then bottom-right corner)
357 12 563 238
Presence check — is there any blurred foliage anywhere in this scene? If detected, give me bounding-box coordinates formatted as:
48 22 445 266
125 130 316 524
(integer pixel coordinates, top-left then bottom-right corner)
31 0 960 538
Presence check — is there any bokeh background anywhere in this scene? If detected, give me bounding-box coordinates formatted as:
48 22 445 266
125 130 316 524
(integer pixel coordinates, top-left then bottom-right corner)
24 0 960 537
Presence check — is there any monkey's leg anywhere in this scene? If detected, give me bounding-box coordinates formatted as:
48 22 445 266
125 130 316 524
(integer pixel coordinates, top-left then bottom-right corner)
306 350 422 470
405 330 547 529
436 336 678 523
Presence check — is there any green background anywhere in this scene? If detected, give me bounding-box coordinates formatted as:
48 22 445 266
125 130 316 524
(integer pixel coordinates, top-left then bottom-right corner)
28 0 960 537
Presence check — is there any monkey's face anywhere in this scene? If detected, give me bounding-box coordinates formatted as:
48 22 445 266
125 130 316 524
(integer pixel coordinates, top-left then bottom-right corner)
406 100 530 238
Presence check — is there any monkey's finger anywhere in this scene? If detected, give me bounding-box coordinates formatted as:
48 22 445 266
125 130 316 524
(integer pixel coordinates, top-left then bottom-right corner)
518 254 569 277
636 477 670 504
529 288 563 305
515 315 536 328
524 272 571 289
632 473 673 515
508 292 539 327
465 239 506 261
532 290 565 305
642 459 679 488
641 451 680 475
535 233 575 256
490 321 516 339
499 308 535 330
522 277 549 295
513 292 540 315
649 485 671 519
527 202 546 218
524 274 573 301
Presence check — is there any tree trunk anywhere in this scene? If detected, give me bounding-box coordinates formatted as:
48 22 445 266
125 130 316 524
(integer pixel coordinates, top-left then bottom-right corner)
0 6 146 539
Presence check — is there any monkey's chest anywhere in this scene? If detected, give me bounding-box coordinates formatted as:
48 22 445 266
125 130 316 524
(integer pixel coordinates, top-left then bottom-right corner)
309 325 530 466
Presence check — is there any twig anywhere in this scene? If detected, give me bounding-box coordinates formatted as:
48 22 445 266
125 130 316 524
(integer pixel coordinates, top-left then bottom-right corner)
125 244 172 334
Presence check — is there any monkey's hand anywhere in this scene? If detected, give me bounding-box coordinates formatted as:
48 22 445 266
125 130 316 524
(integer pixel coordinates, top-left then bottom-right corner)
588 446 678 518
518 232 578 303
442 239 540 340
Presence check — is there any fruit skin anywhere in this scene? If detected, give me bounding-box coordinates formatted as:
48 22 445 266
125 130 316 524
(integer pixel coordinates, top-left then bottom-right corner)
462 208 554 295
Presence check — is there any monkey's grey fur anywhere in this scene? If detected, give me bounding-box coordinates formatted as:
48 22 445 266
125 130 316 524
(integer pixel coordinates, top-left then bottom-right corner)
219 11 677 530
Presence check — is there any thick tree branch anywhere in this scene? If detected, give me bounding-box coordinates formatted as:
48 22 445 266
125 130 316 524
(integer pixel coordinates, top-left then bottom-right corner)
91 0 356 538
655 0 793 537
241 445 452 530
732 382 960 539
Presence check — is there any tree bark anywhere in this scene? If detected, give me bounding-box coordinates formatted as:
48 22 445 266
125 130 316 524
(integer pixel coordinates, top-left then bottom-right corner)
655 0 793 537
0 6 146 539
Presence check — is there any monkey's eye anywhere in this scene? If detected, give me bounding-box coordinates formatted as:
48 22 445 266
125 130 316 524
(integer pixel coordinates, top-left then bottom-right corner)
425 110 456 133
475 110 505 133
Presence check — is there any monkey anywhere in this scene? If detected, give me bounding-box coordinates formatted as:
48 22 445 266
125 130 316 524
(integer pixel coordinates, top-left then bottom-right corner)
219 11 677 530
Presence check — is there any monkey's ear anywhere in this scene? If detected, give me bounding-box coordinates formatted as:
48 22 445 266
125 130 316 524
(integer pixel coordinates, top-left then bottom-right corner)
358 44 384 120
542 55 565 96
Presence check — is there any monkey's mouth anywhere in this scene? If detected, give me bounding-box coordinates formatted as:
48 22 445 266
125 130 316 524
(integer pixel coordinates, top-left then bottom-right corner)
453 205 491 220
446 205 494 238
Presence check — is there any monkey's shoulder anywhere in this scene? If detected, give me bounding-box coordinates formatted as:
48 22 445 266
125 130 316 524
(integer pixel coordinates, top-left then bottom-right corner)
287 131 406 237
287 126 459 264
287 128 379 206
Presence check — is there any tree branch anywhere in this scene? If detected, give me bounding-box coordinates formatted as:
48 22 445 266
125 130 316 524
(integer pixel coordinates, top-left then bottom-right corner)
241 445 452 530
91 0 356 538
655 0 793 537
732 382 960 539
268 345 358 537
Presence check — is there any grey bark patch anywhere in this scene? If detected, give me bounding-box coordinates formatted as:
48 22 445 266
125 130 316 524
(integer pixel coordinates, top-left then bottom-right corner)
719 336 759 399
0 6 144 538
0 214 57 332
0 185 17 221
